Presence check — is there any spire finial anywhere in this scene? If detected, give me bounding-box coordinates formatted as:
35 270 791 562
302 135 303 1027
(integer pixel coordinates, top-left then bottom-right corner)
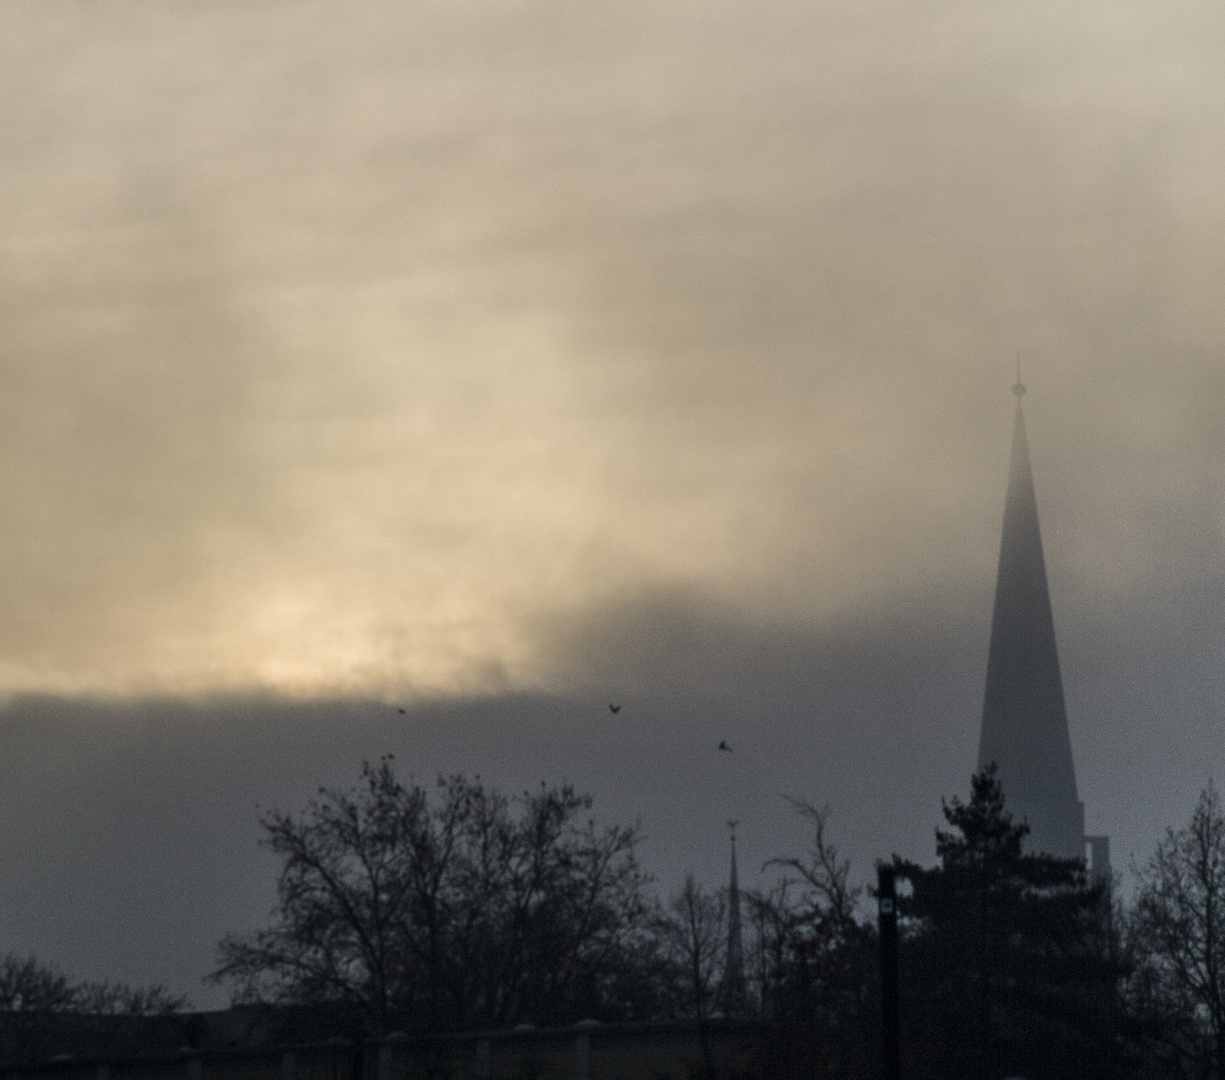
1012 353 1026 399
727 819 739 843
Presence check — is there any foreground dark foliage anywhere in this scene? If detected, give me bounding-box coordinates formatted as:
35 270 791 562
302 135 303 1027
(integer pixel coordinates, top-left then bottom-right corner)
893 765 1129 1080
1128 783 1225 1080
208 759 1225 1079
749 800 878 1079
0 953 185 1063
213 758 659 1033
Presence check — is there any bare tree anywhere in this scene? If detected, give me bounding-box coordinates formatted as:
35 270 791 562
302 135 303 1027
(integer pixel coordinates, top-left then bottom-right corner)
752 800 866 1019
1131 782 1225 1079
658 875 725 1022
0 953 186 1064
768 799 862 939
746 801 877 1080
0 953 186 1016
213 758 655 1033
654 876 725 1080
0 955 77 1015
74 981 188 1017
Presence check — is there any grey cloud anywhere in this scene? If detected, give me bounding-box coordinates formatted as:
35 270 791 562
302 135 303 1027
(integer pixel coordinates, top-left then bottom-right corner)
0 0 1219 694
2 571 1218 1002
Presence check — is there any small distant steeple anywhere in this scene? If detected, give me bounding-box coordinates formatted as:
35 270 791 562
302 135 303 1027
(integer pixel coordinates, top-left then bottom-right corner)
718 821 748 1014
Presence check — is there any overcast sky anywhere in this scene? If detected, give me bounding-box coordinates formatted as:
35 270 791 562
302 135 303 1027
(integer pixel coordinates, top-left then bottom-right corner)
0 0 1221 1005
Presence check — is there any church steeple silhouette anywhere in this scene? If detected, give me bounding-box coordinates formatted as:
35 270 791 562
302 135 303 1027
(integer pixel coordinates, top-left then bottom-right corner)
718 822 747 1014
977 375 1085 860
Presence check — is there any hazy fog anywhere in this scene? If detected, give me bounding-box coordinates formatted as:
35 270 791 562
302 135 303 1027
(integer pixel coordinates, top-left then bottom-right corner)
0 0 1220 1004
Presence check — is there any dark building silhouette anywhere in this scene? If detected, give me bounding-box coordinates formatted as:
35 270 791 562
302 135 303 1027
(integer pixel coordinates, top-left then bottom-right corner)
977 376 1096 863
718 824 747 1014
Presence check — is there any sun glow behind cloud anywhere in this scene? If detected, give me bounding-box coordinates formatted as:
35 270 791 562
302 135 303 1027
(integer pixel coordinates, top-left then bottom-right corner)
0 0 1219 697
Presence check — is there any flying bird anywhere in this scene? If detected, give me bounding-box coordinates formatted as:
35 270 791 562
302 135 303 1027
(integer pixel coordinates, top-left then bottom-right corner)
397 707 406 715
719 740 733 753
609 703 621 714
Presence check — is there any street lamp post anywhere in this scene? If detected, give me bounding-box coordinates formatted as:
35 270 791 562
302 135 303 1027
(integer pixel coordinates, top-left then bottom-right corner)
878 865 900 1080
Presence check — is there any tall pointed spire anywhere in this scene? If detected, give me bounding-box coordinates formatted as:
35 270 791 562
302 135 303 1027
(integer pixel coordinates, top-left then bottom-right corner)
977 382 1085 859
718 822 747 1014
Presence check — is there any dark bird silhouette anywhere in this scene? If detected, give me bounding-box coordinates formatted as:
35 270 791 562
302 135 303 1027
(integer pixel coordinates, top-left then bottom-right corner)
719 740 733 753
397 707 406 715
609 703 621 714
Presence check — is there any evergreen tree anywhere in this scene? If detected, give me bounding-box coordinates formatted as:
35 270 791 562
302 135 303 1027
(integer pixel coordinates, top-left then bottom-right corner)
894 765 1123 1080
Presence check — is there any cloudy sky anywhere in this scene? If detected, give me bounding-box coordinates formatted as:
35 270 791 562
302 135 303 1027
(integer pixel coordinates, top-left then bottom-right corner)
0 0 1221 1004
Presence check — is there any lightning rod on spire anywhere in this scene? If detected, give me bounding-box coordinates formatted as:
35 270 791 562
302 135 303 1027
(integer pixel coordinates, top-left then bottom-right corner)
1012 353 1026 398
